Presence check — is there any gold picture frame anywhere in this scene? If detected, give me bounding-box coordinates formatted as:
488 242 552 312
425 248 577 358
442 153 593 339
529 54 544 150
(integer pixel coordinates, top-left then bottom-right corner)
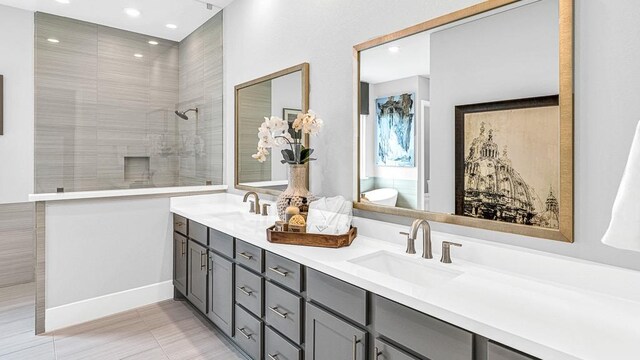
353 0 574 242
234 63 310 197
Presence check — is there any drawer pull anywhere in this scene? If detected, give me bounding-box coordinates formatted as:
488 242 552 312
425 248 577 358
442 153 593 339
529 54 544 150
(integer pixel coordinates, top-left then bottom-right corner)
375 346 382 359
268 306 288 319
200 252 207 270
238 252 253 260
237 327 253 339
352 335 361 360
236 286 253 296
175 221 184 227
267 354 279 360
268 266 289 277
181 239 186 256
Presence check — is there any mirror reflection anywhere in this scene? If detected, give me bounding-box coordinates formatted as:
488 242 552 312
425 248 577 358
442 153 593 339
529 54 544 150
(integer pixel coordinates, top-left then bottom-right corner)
237 70 304 191
359 0 561 230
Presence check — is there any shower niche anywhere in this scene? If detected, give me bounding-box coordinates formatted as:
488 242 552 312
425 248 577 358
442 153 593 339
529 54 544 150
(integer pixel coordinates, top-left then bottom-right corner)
124 157 151 188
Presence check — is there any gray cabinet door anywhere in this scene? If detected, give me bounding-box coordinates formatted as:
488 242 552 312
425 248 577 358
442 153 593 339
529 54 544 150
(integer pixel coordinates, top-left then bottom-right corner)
173 233 187 296
208 252 233 336
187 240 207 314
305 303 366 360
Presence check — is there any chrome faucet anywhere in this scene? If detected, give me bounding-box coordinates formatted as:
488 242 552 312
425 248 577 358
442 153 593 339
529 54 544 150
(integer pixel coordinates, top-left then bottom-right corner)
407 218 432 259
243 192 261 215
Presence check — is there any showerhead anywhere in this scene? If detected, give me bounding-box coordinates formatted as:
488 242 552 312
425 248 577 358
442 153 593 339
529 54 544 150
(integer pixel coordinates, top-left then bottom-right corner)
175 108 198 120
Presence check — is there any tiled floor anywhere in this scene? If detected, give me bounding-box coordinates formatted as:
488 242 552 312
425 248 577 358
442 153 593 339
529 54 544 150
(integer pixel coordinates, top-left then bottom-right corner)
0 283 245 360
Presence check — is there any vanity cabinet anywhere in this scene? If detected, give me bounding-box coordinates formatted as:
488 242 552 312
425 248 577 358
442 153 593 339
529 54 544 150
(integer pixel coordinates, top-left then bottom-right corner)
187 240 208 314
173 232 187 296
208 252 233 336
172 213 540 360
305 302 367 360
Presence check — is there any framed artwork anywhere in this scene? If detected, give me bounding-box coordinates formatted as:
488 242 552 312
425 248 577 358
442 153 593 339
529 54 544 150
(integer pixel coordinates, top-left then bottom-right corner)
455 95 560 230
375 93 415 167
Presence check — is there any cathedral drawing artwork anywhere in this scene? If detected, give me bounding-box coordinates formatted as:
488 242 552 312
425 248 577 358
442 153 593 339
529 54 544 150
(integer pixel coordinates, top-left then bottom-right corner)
459 121 560 230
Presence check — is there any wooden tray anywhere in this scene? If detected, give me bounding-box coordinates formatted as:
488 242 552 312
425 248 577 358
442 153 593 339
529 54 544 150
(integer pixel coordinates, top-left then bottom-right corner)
266 226 357 248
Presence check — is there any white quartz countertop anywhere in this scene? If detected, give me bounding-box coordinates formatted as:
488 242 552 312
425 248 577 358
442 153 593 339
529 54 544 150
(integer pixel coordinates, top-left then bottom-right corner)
29 185 228 202
171 193 640 360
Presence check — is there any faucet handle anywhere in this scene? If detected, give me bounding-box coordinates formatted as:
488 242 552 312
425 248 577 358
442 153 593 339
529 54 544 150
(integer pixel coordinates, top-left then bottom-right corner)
400 232 416 255
440 241 462 264
261 203 271 216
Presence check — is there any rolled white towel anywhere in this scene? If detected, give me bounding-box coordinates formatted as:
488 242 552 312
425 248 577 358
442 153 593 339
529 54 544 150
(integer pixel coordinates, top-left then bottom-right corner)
306 196 353 235
602 121 640 252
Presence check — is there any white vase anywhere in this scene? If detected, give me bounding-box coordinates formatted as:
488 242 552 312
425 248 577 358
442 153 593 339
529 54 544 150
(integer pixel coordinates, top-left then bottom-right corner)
276 164 316 220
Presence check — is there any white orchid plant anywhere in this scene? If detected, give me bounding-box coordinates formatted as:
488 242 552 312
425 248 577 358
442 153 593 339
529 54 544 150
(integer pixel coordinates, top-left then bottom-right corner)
252 111 323 164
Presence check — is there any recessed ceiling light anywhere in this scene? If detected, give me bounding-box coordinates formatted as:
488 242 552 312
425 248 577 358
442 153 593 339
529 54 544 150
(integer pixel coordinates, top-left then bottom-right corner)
47 38 60 43
124 8 141 17
55 0 70 4
134 53 144 58
165 23 177 29
148 40 159 45
388 46 400 53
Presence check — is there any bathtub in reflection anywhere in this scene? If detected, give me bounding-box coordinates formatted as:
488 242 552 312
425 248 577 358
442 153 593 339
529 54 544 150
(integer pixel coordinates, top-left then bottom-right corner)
361 188 398 207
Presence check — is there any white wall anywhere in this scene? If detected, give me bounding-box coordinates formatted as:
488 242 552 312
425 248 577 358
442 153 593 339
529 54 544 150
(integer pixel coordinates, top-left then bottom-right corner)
0 5 34 204
224 0 640 271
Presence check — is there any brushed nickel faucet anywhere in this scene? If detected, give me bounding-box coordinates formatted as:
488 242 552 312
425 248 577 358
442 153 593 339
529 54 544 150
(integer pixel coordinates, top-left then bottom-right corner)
401 219 433 259
243 191 261 215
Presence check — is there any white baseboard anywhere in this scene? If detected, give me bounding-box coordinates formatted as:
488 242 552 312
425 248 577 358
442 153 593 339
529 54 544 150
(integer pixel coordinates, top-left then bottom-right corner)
45 280 174 332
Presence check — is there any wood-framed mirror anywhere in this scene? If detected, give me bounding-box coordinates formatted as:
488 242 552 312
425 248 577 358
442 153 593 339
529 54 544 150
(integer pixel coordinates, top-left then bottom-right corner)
354 0 574 242
235 63 310 196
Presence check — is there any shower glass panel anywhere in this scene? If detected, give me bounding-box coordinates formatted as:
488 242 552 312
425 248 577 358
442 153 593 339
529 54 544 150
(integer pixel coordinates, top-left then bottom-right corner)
34 12 223 193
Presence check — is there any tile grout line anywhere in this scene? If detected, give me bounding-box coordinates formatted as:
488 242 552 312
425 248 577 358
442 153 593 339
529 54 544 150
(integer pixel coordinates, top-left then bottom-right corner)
136 307 173 360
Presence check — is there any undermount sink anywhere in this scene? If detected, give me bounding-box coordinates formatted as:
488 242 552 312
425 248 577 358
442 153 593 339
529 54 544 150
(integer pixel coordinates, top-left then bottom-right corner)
349 251 462 288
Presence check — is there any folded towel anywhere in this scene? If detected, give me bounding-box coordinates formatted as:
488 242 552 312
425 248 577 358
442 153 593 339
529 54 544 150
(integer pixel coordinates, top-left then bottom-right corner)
602 121 640 252
306 196 353 235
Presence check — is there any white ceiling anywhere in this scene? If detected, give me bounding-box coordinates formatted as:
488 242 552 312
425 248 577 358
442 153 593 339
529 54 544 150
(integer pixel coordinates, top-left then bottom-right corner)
360 30 431 85
0 0 235 42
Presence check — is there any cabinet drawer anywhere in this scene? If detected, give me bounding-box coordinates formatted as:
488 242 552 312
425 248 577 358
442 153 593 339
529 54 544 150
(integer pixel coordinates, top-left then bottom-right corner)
374 295 472 360
236 240 263 273
188 220 208 246
173 214 187 235
209 228 233 258
265 325 301 360
488 341 538 360
235 265 263 317
265 281 303 344
306 268 367 325
235 304 263 360
265 252 303 293
375 338 419 360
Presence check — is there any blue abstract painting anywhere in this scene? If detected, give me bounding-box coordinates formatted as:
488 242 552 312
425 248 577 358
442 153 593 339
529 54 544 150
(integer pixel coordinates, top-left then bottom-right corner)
376 93 415 167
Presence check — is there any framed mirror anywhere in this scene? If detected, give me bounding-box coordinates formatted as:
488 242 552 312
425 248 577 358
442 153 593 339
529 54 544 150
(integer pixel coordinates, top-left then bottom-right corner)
235 63 310 196
354 0 574 242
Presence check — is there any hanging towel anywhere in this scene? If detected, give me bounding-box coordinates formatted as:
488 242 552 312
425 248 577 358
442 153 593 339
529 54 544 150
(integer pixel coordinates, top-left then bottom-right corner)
306 196 353 235
602 121 640 252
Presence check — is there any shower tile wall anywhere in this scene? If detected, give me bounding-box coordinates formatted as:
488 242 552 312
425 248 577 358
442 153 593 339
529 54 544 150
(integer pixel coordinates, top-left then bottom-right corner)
34 12 224 193
178 12 224 186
